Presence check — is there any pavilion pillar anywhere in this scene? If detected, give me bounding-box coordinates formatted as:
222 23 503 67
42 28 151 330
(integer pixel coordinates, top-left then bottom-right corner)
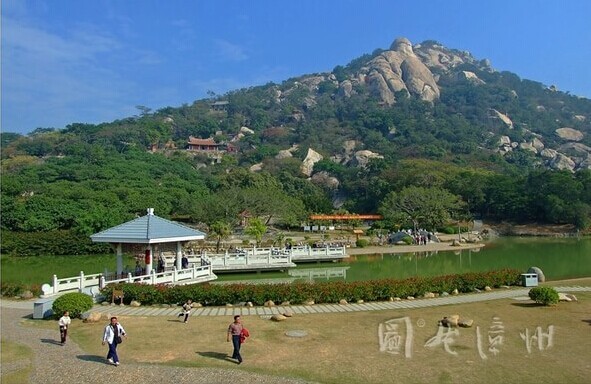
176 242 182 269
116 243 123 276
146 245 153 274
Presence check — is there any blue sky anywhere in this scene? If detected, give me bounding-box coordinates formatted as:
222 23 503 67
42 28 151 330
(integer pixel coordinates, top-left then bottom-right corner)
2 0 590 135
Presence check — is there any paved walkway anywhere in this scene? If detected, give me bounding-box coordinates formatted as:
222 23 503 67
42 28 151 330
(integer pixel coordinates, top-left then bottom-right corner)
86 285 591 317
3 286 590 318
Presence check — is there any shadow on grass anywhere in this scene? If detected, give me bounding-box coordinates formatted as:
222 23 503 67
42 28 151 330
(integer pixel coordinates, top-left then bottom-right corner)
40 338 62 346
582 319 591 326
196 351 231 362
510 302 543 308
77 355 109 364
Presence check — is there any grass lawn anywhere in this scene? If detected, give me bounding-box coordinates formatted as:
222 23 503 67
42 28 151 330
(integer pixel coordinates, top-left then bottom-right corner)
0 339 33 384
24 283 591 384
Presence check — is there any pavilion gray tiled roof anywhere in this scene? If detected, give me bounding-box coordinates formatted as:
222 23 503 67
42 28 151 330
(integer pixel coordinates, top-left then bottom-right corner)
90 208 205 244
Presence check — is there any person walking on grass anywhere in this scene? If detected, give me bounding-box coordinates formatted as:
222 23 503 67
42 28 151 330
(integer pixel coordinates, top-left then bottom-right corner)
58 311 71 345
178 300 192 323
102 316 127 366
227 315 248 364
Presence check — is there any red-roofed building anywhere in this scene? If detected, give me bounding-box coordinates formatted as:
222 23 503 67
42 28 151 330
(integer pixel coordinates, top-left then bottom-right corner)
187 137 221 152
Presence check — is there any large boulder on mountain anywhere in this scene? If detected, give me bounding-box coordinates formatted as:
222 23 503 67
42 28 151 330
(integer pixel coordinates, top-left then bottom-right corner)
311 171 340 190
558 142 591 155
578 154 591 169
240 126 255 135
249 163 263 172
413 40 487 73
457 71 485 85
301 148 323 176
519 142 537 154
532 138 545 151
350 150 384 168
488 109 513 128
343 140 357 155
339 80 354 98
540 148 558 159
548 153 576 172
362 37 440 105
555 127 584 141
275 150 293 160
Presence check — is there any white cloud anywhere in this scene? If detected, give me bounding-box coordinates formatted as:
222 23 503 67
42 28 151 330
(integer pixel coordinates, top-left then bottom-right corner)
213 39 248 62
1 13 163 133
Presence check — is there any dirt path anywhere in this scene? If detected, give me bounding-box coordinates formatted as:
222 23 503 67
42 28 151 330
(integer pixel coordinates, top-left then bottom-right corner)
1 307 315 384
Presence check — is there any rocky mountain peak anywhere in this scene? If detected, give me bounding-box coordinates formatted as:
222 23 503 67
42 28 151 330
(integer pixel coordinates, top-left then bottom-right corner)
355 37 440 105
390 37 414 54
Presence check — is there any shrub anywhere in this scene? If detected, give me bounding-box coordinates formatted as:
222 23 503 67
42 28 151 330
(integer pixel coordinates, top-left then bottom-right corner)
528 286 559 306
355 239 369 248
98 269 522 306
52 292 94 318
1 282 25 297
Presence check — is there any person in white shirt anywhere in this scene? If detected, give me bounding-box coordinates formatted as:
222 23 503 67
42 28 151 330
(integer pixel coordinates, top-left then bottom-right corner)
177 300 192 323
58 311 71 345
102 316 127 366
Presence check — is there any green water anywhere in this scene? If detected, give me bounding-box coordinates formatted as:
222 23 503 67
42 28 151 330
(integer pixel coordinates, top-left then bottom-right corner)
216 237 591 283
4 237 589 285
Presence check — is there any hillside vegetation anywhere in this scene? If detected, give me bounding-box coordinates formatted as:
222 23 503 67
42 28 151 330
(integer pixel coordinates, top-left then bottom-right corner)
2 37 591 255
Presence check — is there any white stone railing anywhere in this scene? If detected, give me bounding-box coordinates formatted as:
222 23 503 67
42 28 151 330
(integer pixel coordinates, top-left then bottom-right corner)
42 265 216 296
287 245 347 259
42 271 103 296
201 252 293 267
100 264 215 287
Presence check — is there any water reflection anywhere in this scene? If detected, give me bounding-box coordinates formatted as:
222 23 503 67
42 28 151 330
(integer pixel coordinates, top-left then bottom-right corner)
215 237 591 283
341 237 591 282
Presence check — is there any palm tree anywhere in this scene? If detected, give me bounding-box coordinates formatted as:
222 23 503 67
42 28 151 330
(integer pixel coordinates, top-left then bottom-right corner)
274 232 286 248
209 221 232 252
245 218 267 247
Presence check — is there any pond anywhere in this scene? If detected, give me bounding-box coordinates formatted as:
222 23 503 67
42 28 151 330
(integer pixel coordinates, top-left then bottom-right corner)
216 237 591 283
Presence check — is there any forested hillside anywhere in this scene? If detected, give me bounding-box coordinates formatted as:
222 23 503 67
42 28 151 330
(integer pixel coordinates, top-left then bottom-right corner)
2 37 591 255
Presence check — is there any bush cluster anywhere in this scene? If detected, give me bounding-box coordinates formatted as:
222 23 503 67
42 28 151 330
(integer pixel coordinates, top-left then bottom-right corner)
355 239 369 248
52 292 94 319
528 286 559 306
101 269 521 306
1 282 25 297
1 282 42 297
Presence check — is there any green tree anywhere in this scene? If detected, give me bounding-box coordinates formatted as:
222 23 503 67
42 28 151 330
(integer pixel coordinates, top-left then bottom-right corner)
209 221 232 252
379 186 465 231
245 218 267 246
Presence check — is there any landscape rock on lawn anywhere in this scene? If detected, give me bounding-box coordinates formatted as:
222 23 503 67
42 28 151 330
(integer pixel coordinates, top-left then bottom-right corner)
84 311 102 323
558 293 578 302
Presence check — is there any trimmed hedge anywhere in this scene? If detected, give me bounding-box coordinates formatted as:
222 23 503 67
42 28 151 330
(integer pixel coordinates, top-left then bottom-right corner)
101 269 522 306
528 286 559 306
52 292 94 319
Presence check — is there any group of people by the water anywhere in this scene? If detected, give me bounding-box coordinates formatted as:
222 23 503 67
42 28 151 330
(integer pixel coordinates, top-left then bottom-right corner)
388 229 436 245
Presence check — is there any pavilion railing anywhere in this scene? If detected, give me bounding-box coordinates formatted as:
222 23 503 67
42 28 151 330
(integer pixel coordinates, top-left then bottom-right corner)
43 272 103 296
101 264 214 287
42 264 216 297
